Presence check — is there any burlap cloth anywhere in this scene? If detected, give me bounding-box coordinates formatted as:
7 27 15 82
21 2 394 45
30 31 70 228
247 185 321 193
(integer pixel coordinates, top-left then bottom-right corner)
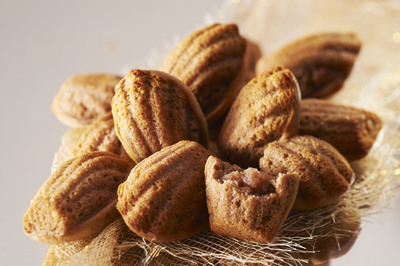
44 0 400 264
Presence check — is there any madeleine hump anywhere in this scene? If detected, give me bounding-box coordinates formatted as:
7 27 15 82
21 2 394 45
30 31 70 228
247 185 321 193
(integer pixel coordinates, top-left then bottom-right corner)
256 32 361 98
117 140 214 242
111 69 209 164
23 152 131 244
51 73 122 127
218 66 301 168
260 136 355 210
205 156 299 243
161 23 248 123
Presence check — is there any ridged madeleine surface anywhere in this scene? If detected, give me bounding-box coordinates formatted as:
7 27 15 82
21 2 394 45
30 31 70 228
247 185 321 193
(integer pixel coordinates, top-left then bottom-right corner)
205 156 299 243
218 67 301 167
112 69 208 163
260 136 355 210
73 112 134 166
51 73 122 127
256 32 361 98
117 140 214 242
23 152 131 244
161 23 246 123
299 99 382 161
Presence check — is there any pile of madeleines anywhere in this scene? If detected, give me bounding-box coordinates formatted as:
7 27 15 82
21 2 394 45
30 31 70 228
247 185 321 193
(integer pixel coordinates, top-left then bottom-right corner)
23 23 382 249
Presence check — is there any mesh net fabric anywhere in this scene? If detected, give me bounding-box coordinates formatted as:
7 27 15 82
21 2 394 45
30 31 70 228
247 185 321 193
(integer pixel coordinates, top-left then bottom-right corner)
42 155 399 265
43 0 400 265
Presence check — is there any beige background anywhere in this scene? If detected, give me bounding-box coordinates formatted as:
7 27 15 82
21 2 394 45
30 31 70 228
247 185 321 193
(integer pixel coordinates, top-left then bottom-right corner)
1 0 399 265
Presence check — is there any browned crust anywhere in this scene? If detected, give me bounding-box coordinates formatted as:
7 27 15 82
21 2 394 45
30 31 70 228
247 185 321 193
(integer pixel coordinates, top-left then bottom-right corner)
218 67 301 167
256 32 362 98
112 69 209 163
51 73 122 127
260 136 355 210
23 152 131 244
73 112 135 165
161 23 247 123
299 99 382 161
117 141 214 242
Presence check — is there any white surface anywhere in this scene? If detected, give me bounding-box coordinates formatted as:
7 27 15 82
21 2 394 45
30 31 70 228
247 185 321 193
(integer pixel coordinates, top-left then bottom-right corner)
0 1 399 265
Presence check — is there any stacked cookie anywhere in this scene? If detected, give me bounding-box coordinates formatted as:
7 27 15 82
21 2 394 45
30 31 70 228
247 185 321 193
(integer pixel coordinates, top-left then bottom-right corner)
24 23 382 256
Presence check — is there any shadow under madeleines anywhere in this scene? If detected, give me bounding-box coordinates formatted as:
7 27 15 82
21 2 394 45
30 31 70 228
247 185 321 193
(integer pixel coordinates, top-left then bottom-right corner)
24 22 382 264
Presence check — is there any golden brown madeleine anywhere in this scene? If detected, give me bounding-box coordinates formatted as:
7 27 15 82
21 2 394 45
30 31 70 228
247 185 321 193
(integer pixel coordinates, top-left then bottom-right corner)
260 136 355 210
23 152 131 244
256 32 361 98
112 69 208 163
51 73 122 127
161 23 247 123
299 99 382 161
117 141 214 242
205 156 299 243
73 112 135 166
218 67 301 167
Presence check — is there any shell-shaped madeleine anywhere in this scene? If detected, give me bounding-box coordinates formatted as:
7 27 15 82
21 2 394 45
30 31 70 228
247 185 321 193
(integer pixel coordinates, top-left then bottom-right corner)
299 99 382 161
218 67 301 167
205 156 299 243
73 112 135 166
51 73 122 127
161 23 246 123
112 69 208 163
256 32 361 98
117 140 214 242
23 152 131 244
259 136 355 210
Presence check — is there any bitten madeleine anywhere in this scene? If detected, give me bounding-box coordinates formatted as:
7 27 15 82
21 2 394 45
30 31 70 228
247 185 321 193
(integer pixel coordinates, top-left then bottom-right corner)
218 67 301 167
51 73 122 127
23 152 131 244
260 136 354 210
73 112 134 166
117 141 214 242
256 32 361 98
299 99 382 161
161 23 247 123
205 156 299 243
111 69 208 163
